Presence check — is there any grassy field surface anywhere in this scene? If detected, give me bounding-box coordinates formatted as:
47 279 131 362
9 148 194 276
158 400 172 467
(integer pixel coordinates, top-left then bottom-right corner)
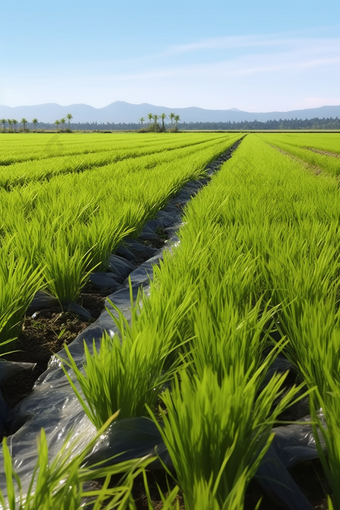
0 132 242 347
1 132 340 508
258 133 340 175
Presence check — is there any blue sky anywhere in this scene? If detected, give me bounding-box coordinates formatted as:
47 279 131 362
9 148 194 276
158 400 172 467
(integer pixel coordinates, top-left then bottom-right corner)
1 0 339 111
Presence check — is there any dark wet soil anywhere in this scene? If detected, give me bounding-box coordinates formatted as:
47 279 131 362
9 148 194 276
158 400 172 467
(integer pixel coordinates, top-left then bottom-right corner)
0 284 106 408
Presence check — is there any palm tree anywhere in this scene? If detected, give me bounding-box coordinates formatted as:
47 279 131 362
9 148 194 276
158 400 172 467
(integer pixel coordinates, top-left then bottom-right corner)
174 115 180 130
7 119 12 132
12 119 18 131
55 120 60 131
160 113 167 131
66 113 73 129
139 117 145 126
1 119 6 131
60 118 66 131
153 114 158 132
32 118 38 130
169 112 175 126
21 118 28 131
147 113 153 127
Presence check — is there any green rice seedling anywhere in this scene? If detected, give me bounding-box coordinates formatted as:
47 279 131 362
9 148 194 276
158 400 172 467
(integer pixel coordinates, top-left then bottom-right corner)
125 275 199 373
186 296 278 386
61 332 168 427
9 220 47 268
0 245 44 351
42 240 95 303
274 299 340 389
80 205 142 271
148 367 305 510
61 315 175 427
0 413 154 509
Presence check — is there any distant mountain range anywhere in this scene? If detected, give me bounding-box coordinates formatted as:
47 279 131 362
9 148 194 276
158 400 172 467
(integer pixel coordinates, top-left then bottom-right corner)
1 101 340 124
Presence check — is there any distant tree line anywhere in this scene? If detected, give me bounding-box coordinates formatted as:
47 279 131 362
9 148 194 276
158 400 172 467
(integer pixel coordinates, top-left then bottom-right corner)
1 117 32 131
0 113 73 132
177 117 340 131
59 117 339 131
0 112 183 133
2 116 339 132
138 112 180 132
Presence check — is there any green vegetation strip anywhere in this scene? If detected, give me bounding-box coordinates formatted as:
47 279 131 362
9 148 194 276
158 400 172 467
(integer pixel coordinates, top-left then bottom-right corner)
259 132 340 176
61 134 319 507
63 133 340 507
0 133 242 351
0 132 228 165
0 133 230 188
4 132 340 508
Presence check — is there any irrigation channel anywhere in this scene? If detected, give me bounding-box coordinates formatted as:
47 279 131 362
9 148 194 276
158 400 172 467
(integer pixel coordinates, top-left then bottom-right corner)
0 136 324 509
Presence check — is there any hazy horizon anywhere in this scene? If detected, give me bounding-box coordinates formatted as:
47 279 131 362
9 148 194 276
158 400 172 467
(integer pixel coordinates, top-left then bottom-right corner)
1 101 340 115
1 0 340 112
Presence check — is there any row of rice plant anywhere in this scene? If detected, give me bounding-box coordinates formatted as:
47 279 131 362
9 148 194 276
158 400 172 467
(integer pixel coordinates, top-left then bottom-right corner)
60 135 329 508
1 131 220 163
0 132 228 166
260 132 340 155
0 133 242 350
2 213 294 505
247 136 340 508
200 133 340 506
0 133 243 506
61 132 340 507
259 132 340 176
0 133 231 189
4 131 339 507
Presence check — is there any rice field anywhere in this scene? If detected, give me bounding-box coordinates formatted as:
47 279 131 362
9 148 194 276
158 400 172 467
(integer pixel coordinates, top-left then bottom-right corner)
1 131 340 509
0 132 241 350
